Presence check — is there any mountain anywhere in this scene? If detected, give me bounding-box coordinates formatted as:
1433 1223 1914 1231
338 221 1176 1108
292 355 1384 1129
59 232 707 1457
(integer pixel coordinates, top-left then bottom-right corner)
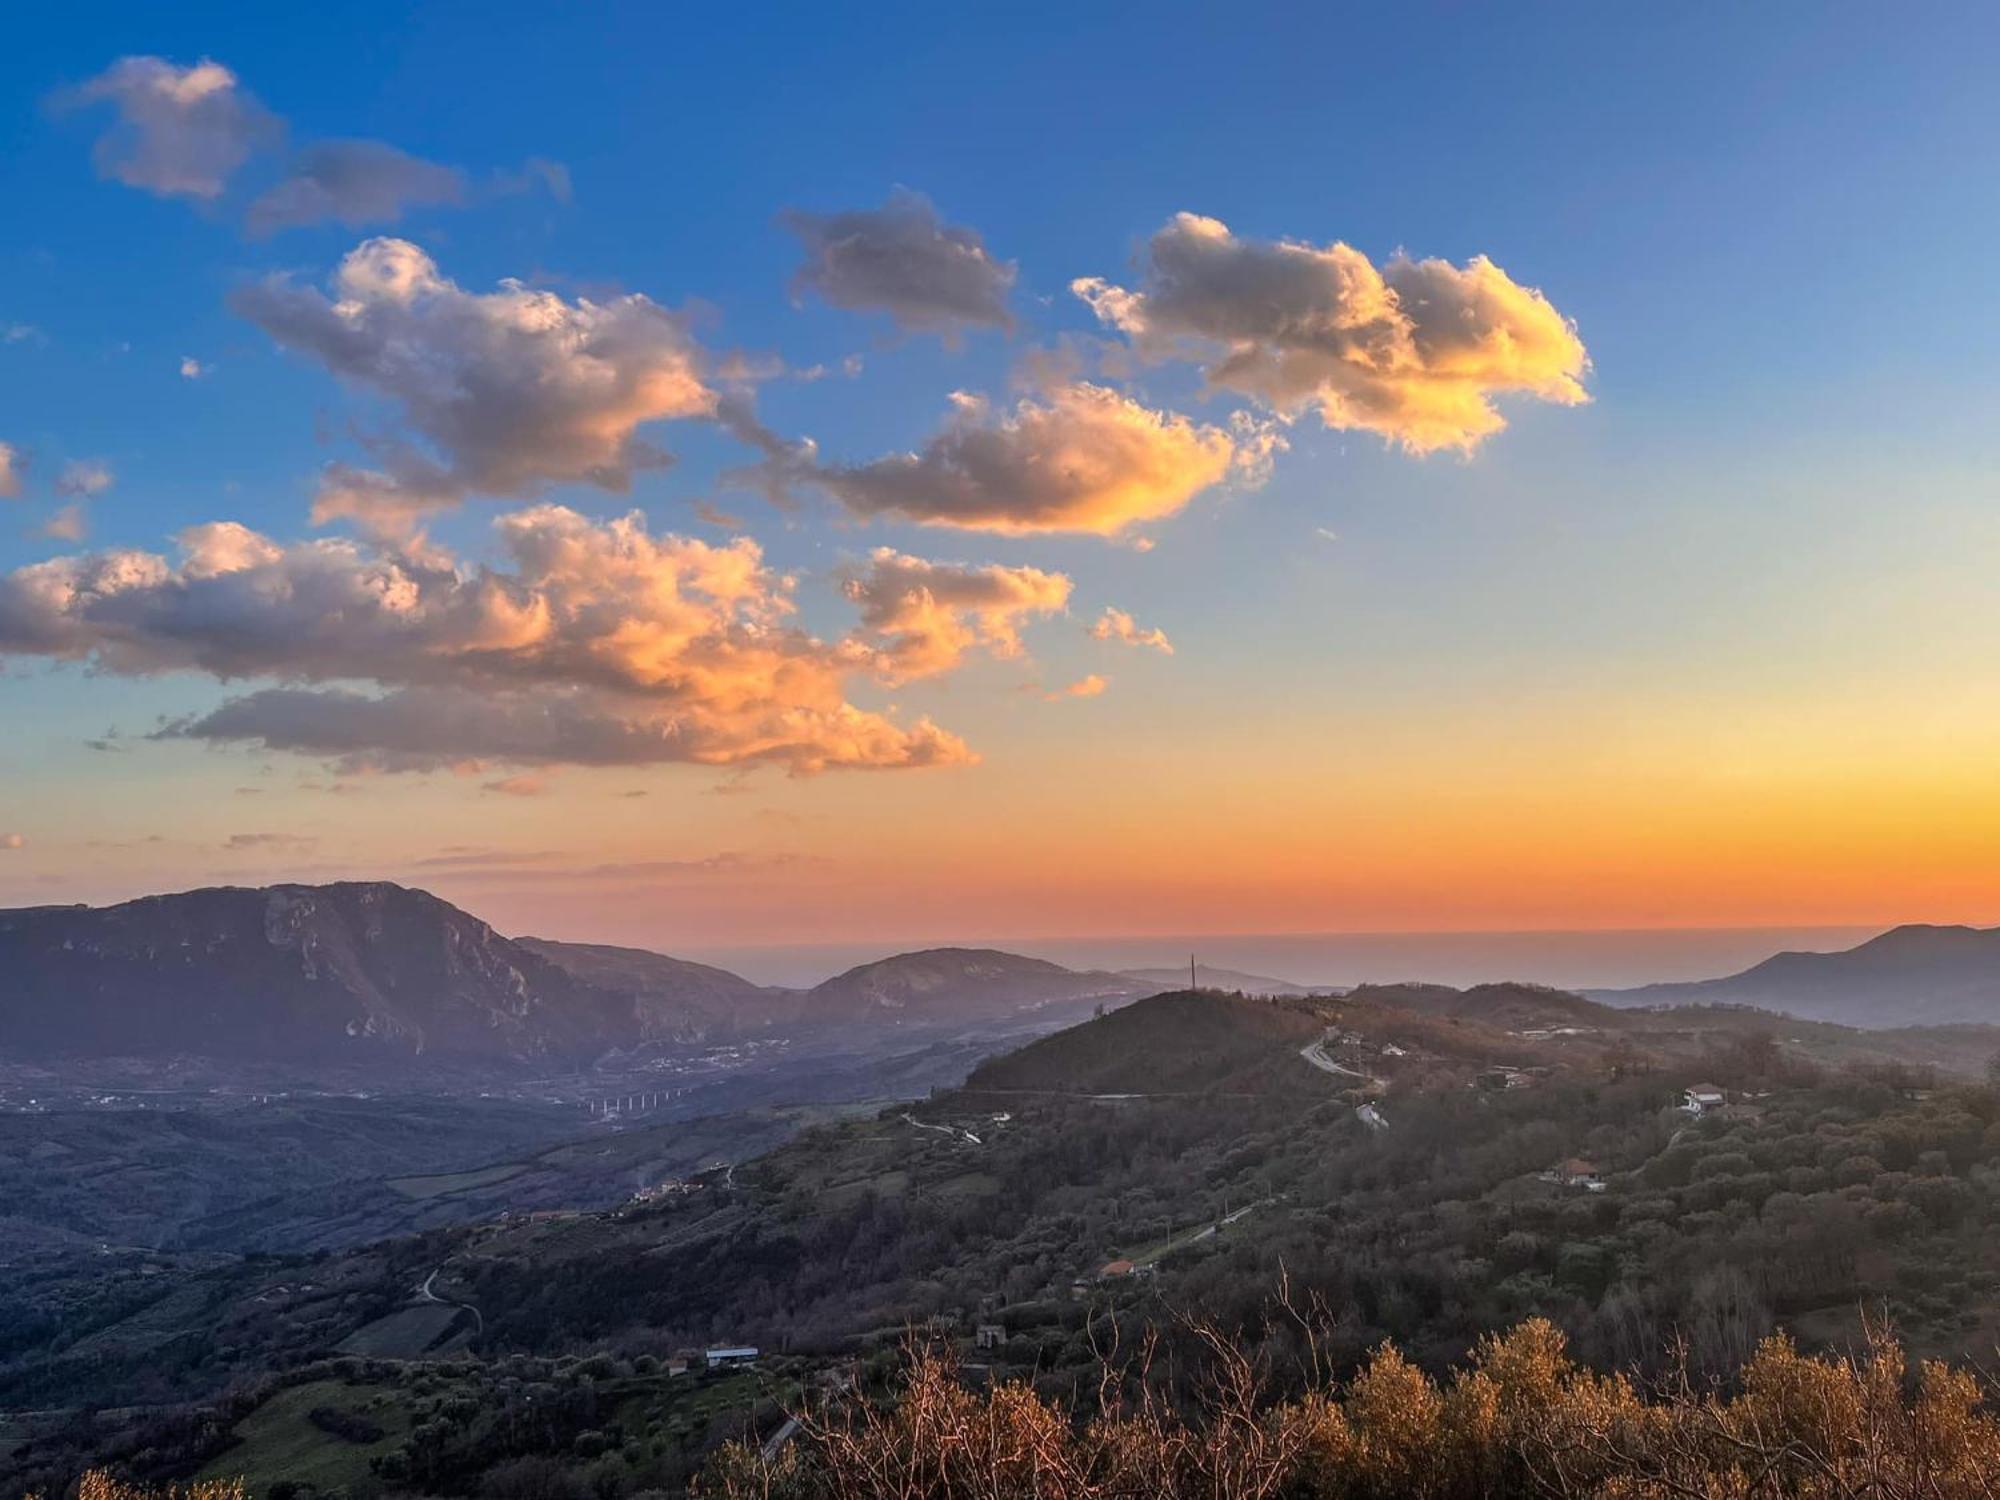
1115 963 1333 997
0 882 651 1067
1596 923 2000 1027
517 936 797 1039
0 887 1165 1071
800 946 1151 1027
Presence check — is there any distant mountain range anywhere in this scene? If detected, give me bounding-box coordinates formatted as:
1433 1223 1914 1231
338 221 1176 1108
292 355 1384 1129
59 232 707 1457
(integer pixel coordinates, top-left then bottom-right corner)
1596 923 2000 1027
0 882 1162 1070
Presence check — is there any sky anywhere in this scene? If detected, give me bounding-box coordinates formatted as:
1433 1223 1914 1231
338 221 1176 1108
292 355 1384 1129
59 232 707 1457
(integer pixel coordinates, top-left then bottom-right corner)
3 3 2000 973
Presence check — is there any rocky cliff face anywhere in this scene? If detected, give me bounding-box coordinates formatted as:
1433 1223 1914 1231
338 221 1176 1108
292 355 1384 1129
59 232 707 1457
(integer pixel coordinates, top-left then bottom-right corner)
0 882 640 1065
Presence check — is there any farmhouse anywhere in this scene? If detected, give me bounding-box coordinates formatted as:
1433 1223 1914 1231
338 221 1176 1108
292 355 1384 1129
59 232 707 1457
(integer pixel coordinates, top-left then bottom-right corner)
1682 1083 1726 1115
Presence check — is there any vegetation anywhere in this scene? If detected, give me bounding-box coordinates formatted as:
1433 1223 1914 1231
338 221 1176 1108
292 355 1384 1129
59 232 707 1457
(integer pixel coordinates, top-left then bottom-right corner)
702 1317 2000 1498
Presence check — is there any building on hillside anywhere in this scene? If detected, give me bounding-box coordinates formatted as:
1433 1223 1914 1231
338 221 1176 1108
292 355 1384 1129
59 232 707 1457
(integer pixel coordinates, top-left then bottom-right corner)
1099 1258 1136 1279
1556 1158 1605 1191
706 1346 759 1368
975 1322 1007 1350
1682 1083 1726 1115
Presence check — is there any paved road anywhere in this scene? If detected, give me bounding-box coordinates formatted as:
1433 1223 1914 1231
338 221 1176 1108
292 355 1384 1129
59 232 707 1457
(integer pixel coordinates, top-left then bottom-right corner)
417 1267 485 1337
1300 1036 1382 1087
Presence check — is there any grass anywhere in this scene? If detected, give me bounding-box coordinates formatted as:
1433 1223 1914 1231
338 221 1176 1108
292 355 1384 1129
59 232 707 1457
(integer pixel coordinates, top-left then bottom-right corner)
335 1303 469 1359
384 1161 531 1199
195 1378 413 1495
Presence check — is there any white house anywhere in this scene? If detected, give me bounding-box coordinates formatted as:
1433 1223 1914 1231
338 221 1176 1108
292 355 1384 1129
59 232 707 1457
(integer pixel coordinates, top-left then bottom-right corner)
706 1346 759 1367
1682 1083 1726 1115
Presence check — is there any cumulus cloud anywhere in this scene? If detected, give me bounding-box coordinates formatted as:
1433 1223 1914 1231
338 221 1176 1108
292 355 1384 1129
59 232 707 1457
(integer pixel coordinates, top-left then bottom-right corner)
800 382 1239 537
56 460 114 498
1073 213 1589 453
179 356 210 379
233 238 717 526
58 56 279 200
782 190 1015 337
0 505 979 776
246 139 467 236
0 442 21 499
841 548 1072 682
1090 606 1173 654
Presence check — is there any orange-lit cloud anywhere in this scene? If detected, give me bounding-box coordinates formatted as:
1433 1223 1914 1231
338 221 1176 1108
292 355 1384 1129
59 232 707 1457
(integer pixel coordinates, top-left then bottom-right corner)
0 442 21 498
811 382 1239 536
1047 673 1108 700
233 239 717 530
1090 606 1173 654
842 547 1072 682
1074 213 1588 453
0 506 977 774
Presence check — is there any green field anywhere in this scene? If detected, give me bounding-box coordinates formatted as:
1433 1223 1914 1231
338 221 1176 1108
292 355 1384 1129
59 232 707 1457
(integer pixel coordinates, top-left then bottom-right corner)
196 1378 413 1495
385 1161 531 1199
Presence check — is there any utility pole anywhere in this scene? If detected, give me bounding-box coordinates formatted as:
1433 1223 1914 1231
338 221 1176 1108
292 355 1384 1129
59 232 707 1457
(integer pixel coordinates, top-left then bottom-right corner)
1190 953 1197 991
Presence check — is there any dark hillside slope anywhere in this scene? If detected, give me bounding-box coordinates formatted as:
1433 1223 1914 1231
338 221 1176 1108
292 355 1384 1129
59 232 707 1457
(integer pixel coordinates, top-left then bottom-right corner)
965 990 1328 1095
518 937 794 1038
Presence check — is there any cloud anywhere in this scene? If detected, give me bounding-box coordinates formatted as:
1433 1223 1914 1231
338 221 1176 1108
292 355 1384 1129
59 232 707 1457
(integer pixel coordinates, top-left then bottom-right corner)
58 56 280 200
232 238 717 526
0 833 23 850
179 356 209 379
0 505 975 775
246 139 467 236
0 442 21 499
40 505 88 542
1073 212 1589 453
1047 673 1108 700
782 190 1015 337
796 382 1239 537
1089 606 1173 654
224 832 317 851
841 548 1072 682
56 460 114 497
482 772 549 797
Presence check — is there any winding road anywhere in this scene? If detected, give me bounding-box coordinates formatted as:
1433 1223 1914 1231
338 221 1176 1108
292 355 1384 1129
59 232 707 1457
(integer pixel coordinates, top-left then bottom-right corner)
417 1266 484 1337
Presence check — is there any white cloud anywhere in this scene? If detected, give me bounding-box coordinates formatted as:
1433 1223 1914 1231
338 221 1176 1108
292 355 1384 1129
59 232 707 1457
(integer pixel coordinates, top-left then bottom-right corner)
782 190 1015 337
179 356 209 379
232 238 717 527
58 56 279 200
246 139 467 236
0 442 21 499
0 506 978 776
1074 213 1589 453
1090 607 1173 654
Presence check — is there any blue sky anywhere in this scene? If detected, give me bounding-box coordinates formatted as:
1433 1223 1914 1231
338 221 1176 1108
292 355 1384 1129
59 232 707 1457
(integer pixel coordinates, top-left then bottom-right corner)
3 4 1999 955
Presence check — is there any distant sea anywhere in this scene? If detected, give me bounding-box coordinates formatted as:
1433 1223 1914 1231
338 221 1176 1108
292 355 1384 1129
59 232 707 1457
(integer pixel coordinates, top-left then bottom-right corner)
679 925 1888 992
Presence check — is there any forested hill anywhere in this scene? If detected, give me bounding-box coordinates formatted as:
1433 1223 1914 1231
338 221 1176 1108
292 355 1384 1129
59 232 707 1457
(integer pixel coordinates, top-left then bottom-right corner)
963 990 1327 1095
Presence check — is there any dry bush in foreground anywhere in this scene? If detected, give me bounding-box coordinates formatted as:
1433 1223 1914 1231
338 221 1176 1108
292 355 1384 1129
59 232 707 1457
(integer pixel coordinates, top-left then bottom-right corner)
698 1318 2000 1499
28 1476 245 1500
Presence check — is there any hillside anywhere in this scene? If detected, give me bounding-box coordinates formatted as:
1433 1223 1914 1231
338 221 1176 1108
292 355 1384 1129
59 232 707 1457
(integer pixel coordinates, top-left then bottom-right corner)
1599 923 2000 1026
0 883 644 1066
518 937 797 1039
800 946 1151 1028
964 989 1328 1094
